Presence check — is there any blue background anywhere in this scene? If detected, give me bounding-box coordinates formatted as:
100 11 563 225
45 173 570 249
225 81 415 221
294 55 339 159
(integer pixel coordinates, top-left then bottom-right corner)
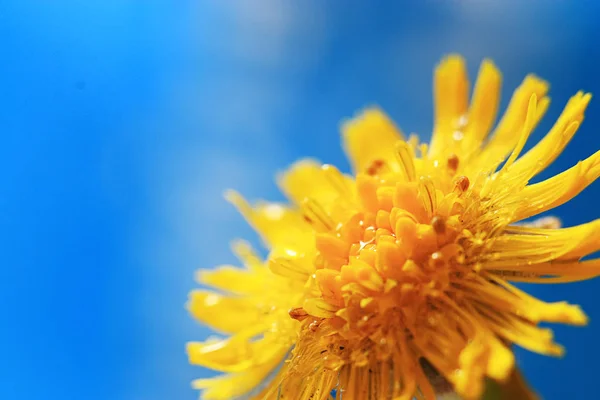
2 1 600 399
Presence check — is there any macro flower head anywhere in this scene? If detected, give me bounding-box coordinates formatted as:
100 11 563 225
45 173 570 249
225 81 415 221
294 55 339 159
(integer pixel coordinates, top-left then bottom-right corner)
187 55 600 400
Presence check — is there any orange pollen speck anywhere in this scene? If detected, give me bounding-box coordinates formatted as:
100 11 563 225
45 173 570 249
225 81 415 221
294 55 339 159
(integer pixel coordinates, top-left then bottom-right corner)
309 319 322 332
447 154 459 172
289 307 309 321
366 159 385 176
431 216 446 234
455 175 470 192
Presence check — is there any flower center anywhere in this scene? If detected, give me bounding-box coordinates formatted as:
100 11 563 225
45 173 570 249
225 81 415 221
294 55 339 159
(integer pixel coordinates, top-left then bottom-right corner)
290 153 486 366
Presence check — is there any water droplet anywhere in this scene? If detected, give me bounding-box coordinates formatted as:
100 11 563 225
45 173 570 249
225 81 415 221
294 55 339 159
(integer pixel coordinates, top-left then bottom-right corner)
456 115 468 129
452 130 464 141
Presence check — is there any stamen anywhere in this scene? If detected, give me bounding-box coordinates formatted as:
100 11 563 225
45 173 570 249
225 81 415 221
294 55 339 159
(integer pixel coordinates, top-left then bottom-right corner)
408 133 420 151
323 164 352 195
289 307 309 321
454 176 470 193
366 159 386 176
395 141 416 181
269 256 310 280
447 154 459 173
418 177 437 217
431 216 446 234
301 198 335 232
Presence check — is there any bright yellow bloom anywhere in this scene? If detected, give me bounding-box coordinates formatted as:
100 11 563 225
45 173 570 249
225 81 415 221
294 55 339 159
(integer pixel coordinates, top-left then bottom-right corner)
187 55 600 400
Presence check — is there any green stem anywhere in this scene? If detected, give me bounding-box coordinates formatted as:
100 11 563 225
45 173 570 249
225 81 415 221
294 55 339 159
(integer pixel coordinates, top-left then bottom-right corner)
482 368 538 400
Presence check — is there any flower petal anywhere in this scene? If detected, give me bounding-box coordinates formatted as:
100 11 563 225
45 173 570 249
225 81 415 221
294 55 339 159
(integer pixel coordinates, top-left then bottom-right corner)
467 74 550 175
341 107 404 174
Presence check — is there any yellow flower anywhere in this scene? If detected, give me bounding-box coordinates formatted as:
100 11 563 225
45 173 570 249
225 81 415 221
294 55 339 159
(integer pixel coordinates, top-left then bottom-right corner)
187 55 600 400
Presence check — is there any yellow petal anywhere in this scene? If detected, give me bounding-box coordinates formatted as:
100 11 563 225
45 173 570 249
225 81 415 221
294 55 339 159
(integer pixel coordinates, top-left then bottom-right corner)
514 149 600 220
429 54 469 158
303 297 339 318
486 275 588 326
494 259 600 284
461 59 503 157
485 220 600 269
187 290 261 334
187 337 254 373
277 159 345 208
268 252 313 281
468 74 550 175
341 107 404 173
225 190 313 250
506 91 591 182
187 330 287 372
198 265 271 295
192 349 289 400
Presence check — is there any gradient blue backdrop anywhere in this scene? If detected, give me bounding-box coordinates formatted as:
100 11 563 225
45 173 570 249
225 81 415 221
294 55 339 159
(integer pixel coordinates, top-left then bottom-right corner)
3 1 600 399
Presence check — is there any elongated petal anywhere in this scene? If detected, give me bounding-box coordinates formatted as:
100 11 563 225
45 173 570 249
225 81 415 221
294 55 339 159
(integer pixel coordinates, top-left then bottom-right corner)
225 190 313 250
490 259 600 284
187 290 262 334
198 265 270 295
484 219 600 269
513 149 600 220
341 107 404 174
504 92 591 183
277 159 349 208
192 348 289 400
460 59 503 158
467 75 550 176
429 55 469 158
